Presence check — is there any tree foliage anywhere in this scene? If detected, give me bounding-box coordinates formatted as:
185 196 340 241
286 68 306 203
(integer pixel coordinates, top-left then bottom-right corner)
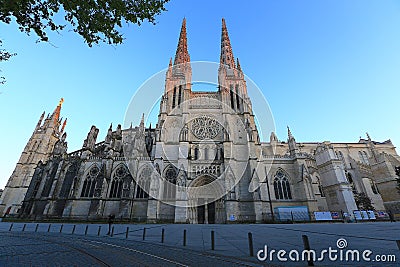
354 192 375 211
0 40 16 84
1 0 170 46
0 0 169 84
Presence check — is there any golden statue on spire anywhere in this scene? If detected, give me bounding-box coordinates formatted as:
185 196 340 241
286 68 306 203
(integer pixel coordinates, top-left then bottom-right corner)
59 98 64 106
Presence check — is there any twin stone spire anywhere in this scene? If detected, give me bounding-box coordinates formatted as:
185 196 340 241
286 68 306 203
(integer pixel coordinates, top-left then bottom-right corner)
171 18 241 70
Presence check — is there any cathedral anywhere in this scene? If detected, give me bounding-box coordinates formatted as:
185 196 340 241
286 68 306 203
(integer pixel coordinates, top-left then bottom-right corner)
1 19 400 223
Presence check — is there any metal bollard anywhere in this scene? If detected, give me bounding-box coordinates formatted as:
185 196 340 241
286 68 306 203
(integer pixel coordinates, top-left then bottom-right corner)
161 228 165 243
97 226 101 236
8 223 13 231
111 226 114 237
142 227 146 241
85 225 89 235
22 224 26 232
183 229 187 246
35 224 39 232
72 225 76 235
248 232 254 257
59 224 63 233
126 227 129 239
211 230 215 250
47 224 51 232
302 235 314 266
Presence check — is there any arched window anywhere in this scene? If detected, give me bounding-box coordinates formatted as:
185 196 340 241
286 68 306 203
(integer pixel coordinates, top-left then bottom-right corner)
109 165 130 198
363 151 369 164
235 84 240 111
163 166 177 200
136 165 151 199
122 175 134 198
81 166 99 198
358 151 364 163
230 84 235 109
172 86 176 109
178 85 182 106
194 147 199 160
32 181 41 198
358 151 369 164
273 170 292 200
60 163 79 198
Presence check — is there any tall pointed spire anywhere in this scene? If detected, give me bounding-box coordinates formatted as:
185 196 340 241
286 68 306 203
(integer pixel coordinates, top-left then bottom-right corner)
287 126 298 156
236 58 242 71
52 98 64 124
35 111 46 130
60 118 67 133
366 132 371 141
220 18 236 69
140 113 145 129
174 18 190 65
287 126 293 140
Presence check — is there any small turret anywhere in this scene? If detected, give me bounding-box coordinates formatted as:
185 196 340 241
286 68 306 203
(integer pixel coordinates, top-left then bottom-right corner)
35 111 46 130
366 132 378 161
270 132 278 143
236 58 242 72
140 113 145 131
287 126 299 156
60 118 67 133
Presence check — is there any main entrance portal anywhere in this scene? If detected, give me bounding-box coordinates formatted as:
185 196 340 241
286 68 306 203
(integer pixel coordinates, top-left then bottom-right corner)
197 201 216 224
187 175 225 224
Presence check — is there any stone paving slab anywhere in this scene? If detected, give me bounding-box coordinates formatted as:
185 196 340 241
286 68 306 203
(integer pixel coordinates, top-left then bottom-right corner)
0 221 399 266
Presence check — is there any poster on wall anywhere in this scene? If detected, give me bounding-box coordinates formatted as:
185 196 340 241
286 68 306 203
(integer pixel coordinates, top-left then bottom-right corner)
275 206 310 221
331 212 340 219
353 210 362 220
354 210 374 220
377 211 387 218
360 210 369 220
314 212 333 221
367 210 376 220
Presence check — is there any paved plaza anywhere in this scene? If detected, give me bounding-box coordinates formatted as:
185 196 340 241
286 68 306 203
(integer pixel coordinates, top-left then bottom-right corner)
0 221 399 266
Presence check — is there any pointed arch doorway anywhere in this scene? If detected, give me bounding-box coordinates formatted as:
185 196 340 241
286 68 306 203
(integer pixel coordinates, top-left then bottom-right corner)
188 175 225 224
197 200 216 224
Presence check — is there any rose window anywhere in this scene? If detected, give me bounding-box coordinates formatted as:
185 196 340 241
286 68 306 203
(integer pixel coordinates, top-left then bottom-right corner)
191 116 221 140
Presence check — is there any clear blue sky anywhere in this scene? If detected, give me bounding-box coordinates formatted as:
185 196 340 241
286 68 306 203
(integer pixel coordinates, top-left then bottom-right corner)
1 0 400 189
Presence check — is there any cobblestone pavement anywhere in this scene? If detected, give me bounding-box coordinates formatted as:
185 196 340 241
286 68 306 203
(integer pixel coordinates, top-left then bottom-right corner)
0 222 399 266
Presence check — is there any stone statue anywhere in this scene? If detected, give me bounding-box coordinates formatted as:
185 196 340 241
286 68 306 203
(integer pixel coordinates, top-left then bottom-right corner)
105 124 113 145
145 131 153 156
53 132 68 157
112 124 123 155
83 125 99 151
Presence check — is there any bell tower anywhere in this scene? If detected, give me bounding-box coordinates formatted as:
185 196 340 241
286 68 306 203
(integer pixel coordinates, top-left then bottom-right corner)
218 18 259 144
0 98 67 216
160 18 192 119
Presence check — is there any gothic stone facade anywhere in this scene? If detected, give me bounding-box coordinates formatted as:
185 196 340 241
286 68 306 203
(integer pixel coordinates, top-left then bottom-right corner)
2 19 400 223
